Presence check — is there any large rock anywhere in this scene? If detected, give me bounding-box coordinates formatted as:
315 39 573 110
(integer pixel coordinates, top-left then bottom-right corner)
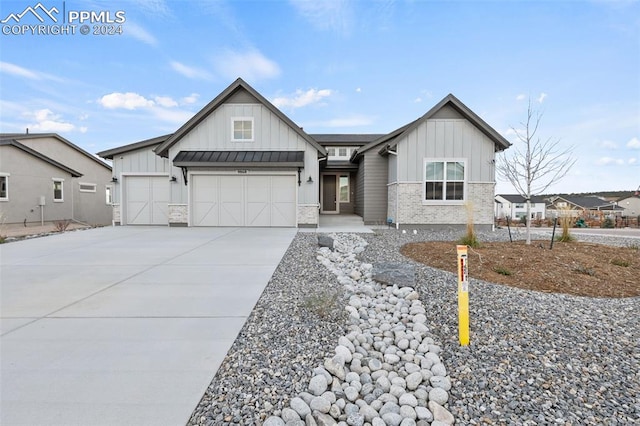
318 235 334 250
372 263 416 288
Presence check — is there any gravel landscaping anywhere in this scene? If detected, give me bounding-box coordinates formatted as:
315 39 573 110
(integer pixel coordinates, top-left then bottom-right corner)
188 229 640 425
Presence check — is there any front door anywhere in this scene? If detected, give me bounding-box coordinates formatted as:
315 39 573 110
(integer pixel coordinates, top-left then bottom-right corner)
321 174 338 214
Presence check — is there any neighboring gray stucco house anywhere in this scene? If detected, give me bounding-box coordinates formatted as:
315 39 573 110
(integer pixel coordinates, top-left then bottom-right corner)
617 193 640 218
97 79 510 230
0 133 112 225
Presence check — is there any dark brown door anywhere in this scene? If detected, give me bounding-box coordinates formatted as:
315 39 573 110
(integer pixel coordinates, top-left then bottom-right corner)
322 174 337 213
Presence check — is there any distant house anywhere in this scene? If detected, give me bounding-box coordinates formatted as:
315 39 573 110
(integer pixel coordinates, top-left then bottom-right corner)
547 195 624 218
617 193 640 218
495 194 547 220
97 78 510 230
0 133 112 225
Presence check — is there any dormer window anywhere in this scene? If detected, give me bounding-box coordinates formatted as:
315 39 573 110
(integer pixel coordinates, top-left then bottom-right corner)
326 146 355 160
232 117 254 142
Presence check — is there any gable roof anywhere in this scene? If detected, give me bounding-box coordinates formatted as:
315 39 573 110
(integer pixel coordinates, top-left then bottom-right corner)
549 195 616 210
154 78 326 157
97 134 172 160
1 133 111 171
496 194 547 204
355 94 511 158
0 138 82 177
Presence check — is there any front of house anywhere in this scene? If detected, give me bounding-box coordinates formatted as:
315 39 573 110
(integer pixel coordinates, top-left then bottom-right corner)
97 78 510 230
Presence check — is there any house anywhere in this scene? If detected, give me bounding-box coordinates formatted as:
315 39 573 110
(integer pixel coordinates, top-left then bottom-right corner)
97 78 510 230
547 195 624 218
616 193 640 218
495 194 547 220
0 133 112 225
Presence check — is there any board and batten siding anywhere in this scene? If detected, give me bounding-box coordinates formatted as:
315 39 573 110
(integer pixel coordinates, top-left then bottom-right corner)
168 103 319 206
111 145 173 201
362 151 388 224
355 164 365 218
395 119 496 183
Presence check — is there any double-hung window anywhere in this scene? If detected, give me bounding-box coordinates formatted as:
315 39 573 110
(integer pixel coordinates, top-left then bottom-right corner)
424 160 465 201
53 179 64 202
0 174 8 201
232 117 254 141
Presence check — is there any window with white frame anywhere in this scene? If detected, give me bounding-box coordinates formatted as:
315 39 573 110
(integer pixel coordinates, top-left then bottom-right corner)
105 185 113 205
232 117 254 141
79 182 97 193
339 175 349 202
0 174 8 201
327 147 355 160
53 179 64 202
424 160 465 201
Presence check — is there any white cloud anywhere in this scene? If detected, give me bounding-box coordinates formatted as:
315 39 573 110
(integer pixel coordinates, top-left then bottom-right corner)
289 0 353 34
214 50 281 81
356 87 361 93
25 109 76 133
272 88 333 109
170 61 212 80
0 61 62 81
98 92 155 110
537 92 548 103
628 158 637 165
154 96 178 108
136 0 171 17
595 156 625 166
124 22 157 46
181 93 199 105
516 94 526 101
599 140 618 149
626 137 640 149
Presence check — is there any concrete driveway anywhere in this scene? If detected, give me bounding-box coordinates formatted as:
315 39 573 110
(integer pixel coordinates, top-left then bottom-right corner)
0 226 297 426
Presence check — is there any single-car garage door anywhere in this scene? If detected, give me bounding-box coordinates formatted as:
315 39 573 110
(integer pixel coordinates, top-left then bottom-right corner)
124 176 169 225
191 174 296 227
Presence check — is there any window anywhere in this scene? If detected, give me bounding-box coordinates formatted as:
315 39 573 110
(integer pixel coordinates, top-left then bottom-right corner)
53 179 64 202
424 160 465 201
338 148 348 157
339 175 349 202
515 203 525 208
327 147 354 160
232 118 253 141
0 174 8 201
105 185 113 205
327 148 336 156
79 182 96 193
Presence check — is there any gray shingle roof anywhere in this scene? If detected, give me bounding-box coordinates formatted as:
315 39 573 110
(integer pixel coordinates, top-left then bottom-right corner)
310 134 385 145
97 134 172 159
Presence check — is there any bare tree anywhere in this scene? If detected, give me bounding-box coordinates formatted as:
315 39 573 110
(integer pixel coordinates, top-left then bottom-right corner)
497 98 576 244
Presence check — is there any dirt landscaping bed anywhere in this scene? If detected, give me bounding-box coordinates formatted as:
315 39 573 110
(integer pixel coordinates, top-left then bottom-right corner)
401 240 640 298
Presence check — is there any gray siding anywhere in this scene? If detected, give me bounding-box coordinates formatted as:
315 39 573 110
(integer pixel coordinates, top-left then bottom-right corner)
0 146 73 224
396 119 496 183
355 168 364 217
169 103 319 206
17 136 112 224
362 151 388 224
112 146 175 204
388 154 397 184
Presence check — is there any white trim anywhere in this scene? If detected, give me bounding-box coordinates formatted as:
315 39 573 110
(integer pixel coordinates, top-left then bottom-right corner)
0 173 9 201
79 182 97 193
231 117 254 142
52 178 64 202
422 158 467 203
338 174 350 203
105 185 113 205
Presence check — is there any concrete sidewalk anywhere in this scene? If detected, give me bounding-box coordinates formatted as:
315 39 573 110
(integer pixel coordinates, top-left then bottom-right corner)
0 226 296 426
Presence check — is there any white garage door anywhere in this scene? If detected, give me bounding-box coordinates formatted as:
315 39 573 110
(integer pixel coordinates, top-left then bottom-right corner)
191 174 296 227
124 176 169 225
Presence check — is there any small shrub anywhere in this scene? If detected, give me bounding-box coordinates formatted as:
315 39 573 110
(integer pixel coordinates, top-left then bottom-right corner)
493 266 513 276
611 259 630 267
572 265 596 276
301 288 342 319
601 218 614 229
0 235 6 244
54 220 71 232
460 202 481 248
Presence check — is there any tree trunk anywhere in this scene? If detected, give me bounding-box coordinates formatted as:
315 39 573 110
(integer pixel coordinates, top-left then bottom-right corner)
526 199 532 245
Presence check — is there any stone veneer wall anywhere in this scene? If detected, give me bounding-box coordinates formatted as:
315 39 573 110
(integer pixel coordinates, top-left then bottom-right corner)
168 204 188 226
297 204 319 228
112 203 120 225
393 182 494 228
387 183 398 225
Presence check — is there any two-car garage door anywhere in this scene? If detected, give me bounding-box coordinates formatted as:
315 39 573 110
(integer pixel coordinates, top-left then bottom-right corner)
191 174 296 227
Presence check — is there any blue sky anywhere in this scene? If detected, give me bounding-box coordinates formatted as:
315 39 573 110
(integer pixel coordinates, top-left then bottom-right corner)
1 0 638 194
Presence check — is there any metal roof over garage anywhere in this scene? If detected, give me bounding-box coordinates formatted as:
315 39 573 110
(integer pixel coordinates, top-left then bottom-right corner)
173 150 305 167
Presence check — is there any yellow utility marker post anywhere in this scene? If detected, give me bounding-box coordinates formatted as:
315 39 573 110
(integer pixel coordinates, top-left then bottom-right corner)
456 245 470 346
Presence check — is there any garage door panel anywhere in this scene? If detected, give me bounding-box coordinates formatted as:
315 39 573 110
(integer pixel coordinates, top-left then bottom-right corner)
270 176 296 227
219 176 244 226
192 175 220 226
246 177 270 227
125 176 168 225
